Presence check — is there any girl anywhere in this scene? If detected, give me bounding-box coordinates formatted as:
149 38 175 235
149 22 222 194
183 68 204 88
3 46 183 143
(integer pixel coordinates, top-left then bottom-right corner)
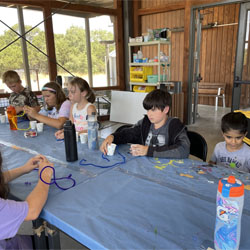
24 82 71 129
55 77 96 139
0 152 53 248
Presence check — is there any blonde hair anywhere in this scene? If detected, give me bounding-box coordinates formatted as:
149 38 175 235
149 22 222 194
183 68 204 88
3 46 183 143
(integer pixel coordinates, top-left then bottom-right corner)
69 77 95 103
42 82 66 111
2 70 21 84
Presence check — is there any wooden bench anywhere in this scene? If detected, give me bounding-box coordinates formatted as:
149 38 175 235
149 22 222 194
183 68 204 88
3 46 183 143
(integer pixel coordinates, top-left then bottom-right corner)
198 82 226 110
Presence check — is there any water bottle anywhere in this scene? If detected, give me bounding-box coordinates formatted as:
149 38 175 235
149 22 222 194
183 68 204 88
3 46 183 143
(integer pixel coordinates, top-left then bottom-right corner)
6 106 17 130
137 50 143 59
63 120 78 162
87 112 98 150
214 175 244 250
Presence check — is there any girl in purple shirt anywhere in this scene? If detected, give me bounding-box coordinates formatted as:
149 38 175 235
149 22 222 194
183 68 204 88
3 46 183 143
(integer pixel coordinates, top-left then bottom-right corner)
0 151 53 249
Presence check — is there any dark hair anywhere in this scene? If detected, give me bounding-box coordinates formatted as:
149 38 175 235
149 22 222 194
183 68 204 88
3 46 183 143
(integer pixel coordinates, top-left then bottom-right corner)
42 82 66 111
0 151 9 199
69 77 95 103
221 112 248 134
143 89 172 114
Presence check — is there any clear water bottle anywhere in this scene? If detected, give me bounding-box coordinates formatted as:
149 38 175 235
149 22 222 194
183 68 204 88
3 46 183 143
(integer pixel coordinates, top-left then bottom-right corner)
63 120 78 162
87 112 98 150
214 175 244 250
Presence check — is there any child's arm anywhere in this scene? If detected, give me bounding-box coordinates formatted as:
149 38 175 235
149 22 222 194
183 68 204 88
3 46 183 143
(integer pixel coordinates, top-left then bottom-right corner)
100 135 114 155
26 109 67 129
3 155 46 183
24 158 53 221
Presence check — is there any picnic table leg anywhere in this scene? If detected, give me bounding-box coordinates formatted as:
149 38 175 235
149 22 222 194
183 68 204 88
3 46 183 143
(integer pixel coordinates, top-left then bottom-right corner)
32 218 48 249
46 222 61 250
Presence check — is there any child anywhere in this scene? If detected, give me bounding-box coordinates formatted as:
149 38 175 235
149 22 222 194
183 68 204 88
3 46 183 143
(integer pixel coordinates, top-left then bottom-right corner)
100 89 190 158
55 77 96 139
2 70 40 115
24 82 71 129
0 152 53 248
210 112 250 172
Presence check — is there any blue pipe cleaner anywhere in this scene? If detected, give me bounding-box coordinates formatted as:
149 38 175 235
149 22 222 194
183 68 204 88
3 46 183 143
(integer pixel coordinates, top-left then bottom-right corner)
39 166 76 191
79 146 126 168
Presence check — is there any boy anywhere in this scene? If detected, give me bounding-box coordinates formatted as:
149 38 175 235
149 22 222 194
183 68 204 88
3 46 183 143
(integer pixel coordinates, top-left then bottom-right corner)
2 70 40 115
100 89 190 158
210 112 250 172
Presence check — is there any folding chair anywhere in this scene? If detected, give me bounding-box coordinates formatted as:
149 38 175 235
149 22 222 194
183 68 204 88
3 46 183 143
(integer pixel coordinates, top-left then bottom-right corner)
187 130 208 162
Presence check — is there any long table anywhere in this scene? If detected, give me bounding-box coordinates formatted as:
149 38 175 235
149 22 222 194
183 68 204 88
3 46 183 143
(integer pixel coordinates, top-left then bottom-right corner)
1 121 250 249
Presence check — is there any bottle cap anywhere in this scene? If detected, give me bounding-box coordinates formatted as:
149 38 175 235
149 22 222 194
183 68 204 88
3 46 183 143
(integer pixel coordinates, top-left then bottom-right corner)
63 120 73 128
218 175 244 197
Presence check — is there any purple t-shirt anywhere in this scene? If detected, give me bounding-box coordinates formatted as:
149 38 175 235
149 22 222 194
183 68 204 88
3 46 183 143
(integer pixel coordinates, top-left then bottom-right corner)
0 198 33 249
0 198 28 239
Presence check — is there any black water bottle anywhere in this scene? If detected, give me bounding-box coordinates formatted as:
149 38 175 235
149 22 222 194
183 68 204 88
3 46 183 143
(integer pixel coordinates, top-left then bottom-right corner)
63 120 78 162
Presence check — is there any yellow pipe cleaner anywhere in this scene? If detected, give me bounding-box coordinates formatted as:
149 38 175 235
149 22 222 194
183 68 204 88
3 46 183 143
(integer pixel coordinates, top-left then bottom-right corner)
11 112 31 131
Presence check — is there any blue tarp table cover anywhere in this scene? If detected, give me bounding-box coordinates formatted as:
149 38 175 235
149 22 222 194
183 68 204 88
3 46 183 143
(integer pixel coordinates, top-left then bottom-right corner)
1 122 250 249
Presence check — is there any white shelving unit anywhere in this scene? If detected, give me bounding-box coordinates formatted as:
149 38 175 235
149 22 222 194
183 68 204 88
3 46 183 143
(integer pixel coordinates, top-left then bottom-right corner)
128 40 171 91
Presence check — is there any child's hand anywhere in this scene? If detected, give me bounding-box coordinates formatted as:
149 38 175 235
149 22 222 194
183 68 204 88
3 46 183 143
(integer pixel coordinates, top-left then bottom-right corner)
130 144 148 156
24 105 38 118
23 155 46 172
100 135 114 155
55 129 64 139
38 157 54 182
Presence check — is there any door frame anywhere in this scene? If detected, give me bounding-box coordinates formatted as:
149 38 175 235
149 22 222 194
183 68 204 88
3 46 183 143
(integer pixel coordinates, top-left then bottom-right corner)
187 0 249 124
232 1 250 111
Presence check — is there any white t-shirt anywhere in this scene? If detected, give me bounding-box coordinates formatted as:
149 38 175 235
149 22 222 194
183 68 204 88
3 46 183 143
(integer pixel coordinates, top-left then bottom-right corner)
210 141 250 172
72 102 93 132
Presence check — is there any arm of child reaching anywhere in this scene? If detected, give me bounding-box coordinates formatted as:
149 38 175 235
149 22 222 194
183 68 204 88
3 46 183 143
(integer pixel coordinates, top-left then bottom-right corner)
54 104 75 139
24 105 67 129
55 129 64 139
25 157 53 221
3 155 45 183
100 135 114 155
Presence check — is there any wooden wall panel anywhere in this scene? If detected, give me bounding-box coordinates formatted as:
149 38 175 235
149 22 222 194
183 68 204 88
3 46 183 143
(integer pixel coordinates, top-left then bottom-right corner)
141 9 185 82
139 1 239 109
198 3 239 107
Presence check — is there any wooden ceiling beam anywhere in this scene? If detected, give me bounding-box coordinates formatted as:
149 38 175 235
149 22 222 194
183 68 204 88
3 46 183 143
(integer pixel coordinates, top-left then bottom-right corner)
0 0 117 16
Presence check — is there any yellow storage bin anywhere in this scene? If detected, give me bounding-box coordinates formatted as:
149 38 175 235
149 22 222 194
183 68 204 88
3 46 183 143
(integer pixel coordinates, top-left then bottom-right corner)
130 66 153 82
133 85 156 93
235 110 250 146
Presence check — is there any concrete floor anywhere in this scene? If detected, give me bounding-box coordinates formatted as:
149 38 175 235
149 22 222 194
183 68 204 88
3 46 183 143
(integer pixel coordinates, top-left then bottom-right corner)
17 104 230 249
